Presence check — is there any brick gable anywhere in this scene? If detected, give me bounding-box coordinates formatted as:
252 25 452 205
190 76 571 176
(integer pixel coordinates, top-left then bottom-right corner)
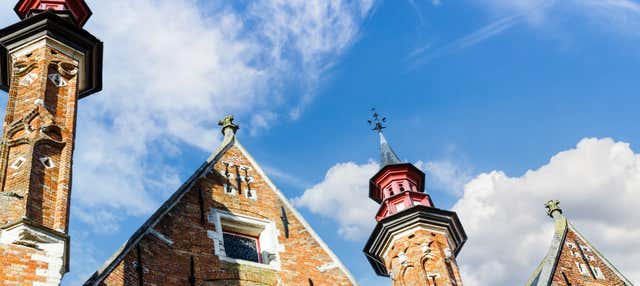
550 227 629 286
89 135 357 286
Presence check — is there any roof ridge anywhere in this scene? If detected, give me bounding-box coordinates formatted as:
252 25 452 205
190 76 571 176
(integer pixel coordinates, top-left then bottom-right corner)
526 214 568 286
83 136 236 286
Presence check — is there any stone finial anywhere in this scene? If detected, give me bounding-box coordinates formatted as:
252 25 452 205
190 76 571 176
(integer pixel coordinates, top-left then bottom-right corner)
545 200 563 218
218 115 239 135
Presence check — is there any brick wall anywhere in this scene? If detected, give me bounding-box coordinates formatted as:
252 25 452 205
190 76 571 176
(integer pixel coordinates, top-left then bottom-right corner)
0 41 81 285
383 228 463 286
98 145 354 286
550 228 627 286
0 244 48 285
0 44 79 232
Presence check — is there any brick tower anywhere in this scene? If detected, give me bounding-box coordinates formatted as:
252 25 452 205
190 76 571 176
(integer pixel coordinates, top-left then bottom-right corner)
0 0 101 285
364 111 467 286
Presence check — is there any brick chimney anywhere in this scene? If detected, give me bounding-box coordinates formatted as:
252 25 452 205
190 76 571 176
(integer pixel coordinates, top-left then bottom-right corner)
0 0 101 284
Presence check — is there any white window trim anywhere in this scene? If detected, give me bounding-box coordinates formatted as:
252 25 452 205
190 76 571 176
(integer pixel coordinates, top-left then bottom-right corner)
576 262 589 276
592 266 606 280
40 156 55 169
208 209 284 270
10 157 26 170
223 183 237 196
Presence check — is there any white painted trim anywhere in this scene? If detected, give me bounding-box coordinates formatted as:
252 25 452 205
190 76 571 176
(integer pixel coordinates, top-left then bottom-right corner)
380 223 452 261
233 139 360 285
148 229 173 246
10 156 26 170
8 36 85 92
208 209 283 269
0 223 66 286
218 256 280 271
39 156 55 169
318 262 339 272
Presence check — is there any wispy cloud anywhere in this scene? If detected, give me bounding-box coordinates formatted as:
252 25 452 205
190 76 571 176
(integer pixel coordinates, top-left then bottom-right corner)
480 0 640 36
407 0 554 68
0 0 375 282
262 164 313 190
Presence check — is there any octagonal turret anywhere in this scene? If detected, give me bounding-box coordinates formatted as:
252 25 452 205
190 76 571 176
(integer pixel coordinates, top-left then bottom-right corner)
369 162 426 203
15 0 92 27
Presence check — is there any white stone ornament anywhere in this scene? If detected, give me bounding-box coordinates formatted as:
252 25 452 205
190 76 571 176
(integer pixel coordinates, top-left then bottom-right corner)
48 73 67 87
19 72 37 86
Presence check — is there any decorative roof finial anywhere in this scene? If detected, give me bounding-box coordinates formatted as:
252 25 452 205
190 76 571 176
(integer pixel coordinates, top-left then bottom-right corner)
545 200 563 218
368 108 387 133
218 115 239 135
368 108 401 167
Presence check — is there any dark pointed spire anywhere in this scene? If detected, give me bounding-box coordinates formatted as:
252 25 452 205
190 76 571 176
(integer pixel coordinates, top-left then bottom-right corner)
368 108 402 167
379 132 401 167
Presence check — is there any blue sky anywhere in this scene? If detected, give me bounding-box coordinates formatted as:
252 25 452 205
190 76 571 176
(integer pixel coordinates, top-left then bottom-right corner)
1 0 640 285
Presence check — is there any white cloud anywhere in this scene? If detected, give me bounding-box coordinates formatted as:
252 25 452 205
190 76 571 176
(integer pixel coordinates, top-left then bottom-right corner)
419 159 473 195
0 0 375 225
0 0 373 281
296 158 472 239
455 138 640 285
299 138 639 285
294 161 380 240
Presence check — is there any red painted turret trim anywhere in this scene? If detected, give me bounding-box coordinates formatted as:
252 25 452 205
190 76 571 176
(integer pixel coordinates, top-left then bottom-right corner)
14 0 92 27
375 191 433 221
369 163 425 204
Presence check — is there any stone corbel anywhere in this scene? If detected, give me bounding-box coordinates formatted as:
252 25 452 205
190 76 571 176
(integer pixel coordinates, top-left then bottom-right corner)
13 228 58 249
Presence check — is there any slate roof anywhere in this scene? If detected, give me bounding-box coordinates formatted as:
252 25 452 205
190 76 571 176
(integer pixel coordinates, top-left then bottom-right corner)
379 132 401 167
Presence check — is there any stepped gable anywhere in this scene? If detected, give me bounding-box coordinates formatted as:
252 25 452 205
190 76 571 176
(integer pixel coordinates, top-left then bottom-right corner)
526 200 633 286
84 116 357 286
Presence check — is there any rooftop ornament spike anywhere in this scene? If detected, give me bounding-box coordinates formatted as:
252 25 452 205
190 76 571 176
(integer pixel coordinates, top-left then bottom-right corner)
14 0 93 27
368 108 401 167
545 199 563 218
218 115 239 135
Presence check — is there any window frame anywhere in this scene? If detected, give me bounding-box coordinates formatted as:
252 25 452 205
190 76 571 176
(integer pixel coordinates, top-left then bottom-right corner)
207 209 284 270
222 230 262 264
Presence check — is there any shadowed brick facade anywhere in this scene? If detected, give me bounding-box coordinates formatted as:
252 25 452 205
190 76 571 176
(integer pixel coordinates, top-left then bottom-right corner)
84 121 357 286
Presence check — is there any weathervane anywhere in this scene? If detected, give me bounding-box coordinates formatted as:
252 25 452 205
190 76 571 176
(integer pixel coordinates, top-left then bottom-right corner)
368 108 387 133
